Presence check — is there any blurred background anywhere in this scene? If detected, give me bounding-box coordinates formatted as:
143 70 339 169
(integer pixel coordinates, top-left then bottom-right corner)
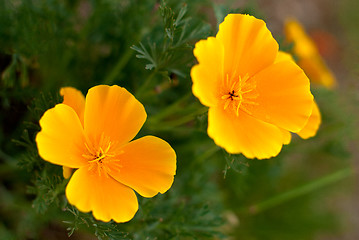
0 0 358 239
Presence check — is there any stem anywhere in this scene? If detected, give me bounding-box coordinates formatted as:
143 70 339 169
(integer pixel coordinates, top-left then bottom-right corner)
158 106 208 128
135 71 156 97
150 93 192 122
103 22 151 85
103 46 134 85
196 145 220 163
245 167 354 215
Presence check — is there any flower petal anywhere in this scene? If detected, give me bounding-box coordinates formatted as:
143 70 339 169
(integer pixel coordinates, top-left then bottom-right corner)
66 167 138 223
285 19 318 58
60 87 85 126
216 14 278 78
109 136 176 198
275 51 294 63
297 101 321 139
208 105 284 159
298 57 336 89
63 166 73 179
250 60 313 132
281 129 292 145
36 104 87 168
84 85 146 146
191 37 224 107
285 19 337 88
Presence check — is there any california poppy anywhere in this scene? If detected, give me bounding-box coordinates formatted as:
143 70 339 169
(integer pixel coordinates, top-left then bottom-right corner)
191 14 314 159
36 85 176 222
284 19 337 88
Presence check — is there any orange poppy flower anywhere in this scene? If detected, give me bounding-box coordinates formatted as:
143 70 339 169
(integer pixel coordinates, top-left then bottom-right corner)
191 14 314 159
36 85 176 222
284 18 337 89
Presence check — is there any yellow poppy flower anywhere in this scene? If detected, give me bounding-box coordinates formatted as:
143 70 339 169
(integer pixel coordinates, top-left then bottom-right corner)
284 19 337 88
36 85 176 223
191 14 314 159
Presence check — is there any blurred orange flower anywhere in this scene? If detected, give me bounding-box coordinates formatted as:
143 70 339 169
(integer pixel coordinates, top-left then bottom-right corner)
284 19 337 89
191 14 314 159
36 85 176 222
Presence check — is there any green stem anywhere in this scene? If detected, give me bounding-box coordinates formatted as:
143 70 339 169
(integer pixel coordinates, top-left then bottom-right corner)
135 71 156 97
244 167 354 215
158 106 208 128
103 46 134 85
102 22 151 85
150 93 192 122
196 145 220 163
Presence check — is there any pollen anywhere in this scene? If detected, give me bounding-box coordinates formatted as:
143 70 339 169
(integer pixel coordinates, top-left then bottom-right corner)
221 73 259 116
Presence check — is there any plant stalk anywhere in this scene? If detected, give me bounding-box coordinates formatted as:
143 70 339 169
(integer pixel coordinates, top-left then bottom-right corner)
244 167 354 215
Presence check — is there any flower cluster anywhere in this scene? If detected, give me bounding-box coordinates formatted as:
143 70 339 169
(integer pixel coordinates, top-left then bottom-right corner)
36 14 325 224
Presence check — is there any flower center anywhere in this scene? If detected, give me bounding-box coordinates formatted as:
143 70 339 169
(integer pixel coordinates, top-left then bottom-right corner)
82 133 122 177
221 73 258 116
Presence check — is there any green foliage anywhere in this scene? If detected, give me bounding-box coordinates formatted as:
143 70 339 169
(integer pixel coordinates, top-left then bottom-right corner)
0 0 357 239
131 1 210 81
64 207 130 240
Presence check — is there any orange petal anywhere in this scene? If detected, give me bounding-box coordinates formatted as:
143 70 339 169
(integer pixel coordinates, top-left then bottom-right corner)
60 87 85 126
250 60 313 132
191 37 224 107
84 85 146 146
281 129 292 145
63 166 73 179
285 19 318 58
275 51 294 63
109 136 176 198
66 167 138 223
208 105 284 159
297 101 321 139
284 19 337 89
298 57 336 89
36 104 87 168
216 14 278 78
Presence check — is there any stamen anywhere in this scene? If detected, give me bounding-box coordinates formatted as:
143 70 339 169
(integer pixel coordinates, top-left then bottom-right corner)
105 142 112 153
240 106 254 115
236 103 241 116
240 88 254 94
222 94 230 100
230 81 237 92
221 73 258 115
83 137 123 177
243 100 259 105
242 73 250 83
